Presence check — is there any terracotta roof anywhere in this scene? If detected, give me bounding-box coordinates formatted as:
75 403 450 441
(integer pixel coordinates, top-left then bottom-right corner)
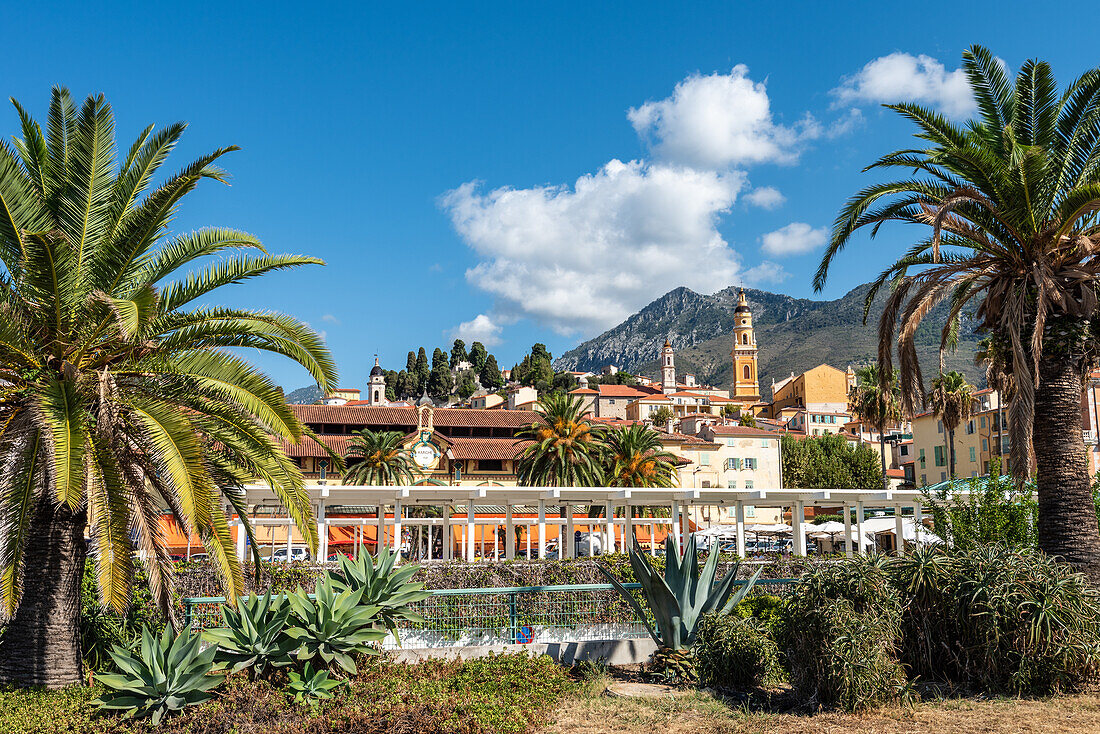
569 388 598 395
707 425 780 437
290 404 538 428
597 385 651 398
281 435 352 458
448 438 529 461
667 391 708 399
886 468 907 478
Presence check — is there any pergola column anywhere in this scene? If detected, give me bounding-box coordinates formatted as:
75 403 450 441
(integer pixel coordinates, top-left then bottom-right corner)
793 500 806 556
671 499 681 556
376 503 385 558
565 503 575 559
235 518 246 561
317 502 327 561
537 500 547 559
856 500 865 555
735 501 746 558
843 503 853 558
894 505 905 555
393 499 403 560
505 505 515 560
442 504 452 560
466 499 476 562
604 501 613 556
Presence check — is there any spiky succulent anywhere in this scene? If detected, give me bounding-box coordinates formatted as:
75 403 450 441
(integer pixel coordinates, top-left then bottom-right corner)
601 533 762 651
92 624 223 724
285 576 386 674
329 547 431 644
204 590 298 677
287 662 345 705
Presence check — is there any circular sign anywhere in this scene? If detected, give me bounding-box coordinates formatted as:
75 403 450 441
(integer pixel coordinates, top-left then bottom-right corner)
517 625 533 644
412 443 437 468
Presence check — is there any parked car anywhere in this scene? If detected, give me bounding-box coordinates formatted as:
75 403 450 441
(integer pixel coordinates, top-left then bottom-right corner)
326 551 353 562
271 548 310 562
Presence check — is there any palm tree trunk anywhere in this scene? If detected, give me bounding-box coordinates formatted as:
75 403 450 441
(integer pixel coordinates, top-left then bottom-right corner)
0 495 87 688
1034 356 1100 583
879 433 888 490
948 430 956 478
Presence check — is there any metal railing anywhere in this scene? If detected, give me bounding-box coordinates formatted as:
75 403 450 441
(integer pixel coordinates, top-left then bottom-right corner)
182 578 796 648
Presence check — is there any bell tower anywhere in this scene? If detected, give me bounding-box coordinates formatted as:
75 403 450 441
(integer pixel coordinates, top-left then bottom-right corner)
661 339 676 394
731 289 760 403
368 356 387 406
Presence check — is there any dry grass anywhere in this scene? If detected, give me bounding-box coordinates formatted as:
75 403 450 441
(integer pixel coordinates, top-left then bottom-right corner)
544 671 1100 734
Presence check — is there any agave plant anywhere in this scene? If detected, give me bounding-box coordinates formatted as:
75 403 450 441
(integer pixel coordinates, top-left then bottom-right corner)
204 590 298 678
92 624 224 724
287 662 345 705
329 547 432 644
285 576 386 674
601 533 761 679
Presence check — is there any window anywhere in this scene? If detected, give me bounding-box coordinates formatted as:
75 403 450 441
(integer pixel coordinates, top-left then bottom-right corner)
900 445 909 456
941 472 947 481
743 365 751 380
724 458 741 470
980 416 987 429
699 453 710 465
744 458 758 470
608 399 615 405
744 480 754 489
966 421 975 434
982 438 988 450
919 448 926 469
760 439 769 448
969 446 976 462
478 459 503 472
746 506 756 518
727 481 737 488
921 473 927 485
934 445 946 467
742 333 749 345
726 438 737 447
937 420 943 433
970 471 977 477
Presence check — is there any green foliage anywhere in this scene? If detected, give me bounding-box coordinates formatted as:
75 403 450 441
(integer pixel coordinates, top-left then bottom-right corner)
469 341 489 373
456 370 477 399
479 354 503 390
648 404 674 428
450 339 468 366
512 343 555 388
329 547 432 643
284 576 386 674
428 360 453 401
604 423 678 488
203 590 297 677
414 348 430 394
3 653 574 734
601 535 761 652
888 545 1100 694
694 615 783 690
922 462 1038 549
781 433 884 489
732 594 788 649
286 662 344 705
785 559 907 712
81 561 162 673
737 413 757 427
92 625 224 725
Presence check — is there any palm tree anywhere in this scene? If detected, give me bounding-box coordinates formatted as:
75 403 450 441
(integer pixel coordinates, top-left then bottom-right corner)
603 423 678 488
814 45 1100 577
515 392 605 486
848 364 902 489
0 89 335 687
928 371 975 478
342 430 415 486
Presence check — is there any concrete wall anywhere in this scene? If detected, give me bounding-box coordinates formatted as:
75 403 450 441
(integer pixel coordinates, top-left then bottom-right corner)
390 638 658 666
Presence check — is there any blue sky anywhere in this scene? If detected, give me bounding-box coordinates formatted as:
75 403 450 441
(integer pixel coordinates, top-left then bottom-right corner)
7 2 1100 390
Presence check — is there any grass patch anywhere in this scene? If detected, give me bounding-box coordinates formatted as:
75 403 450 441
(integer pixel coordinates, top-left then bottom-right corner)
0 653 573 734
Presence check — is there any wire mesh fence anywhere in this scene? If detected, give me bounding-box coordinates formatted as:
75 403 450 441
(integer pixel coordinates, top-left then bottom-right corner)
182 577 796 648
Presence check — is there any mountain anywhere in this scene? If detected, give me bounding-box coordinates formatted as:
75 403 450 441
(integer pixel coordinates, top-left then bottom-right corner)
553 283 984 393
284 385 323 404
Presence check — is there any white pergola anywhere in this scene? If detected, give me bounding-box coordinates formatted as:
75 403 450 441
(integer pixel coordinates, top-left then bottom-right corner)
232 484 951 563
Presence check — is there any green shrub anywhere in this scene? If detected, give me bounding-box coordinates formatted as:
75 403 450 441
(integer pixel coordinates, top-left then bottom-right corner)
204 590 297 678
888 545 1100 694
81 561 163 672
733 594 788 648
285 576 386 674
694 614 783 690
286 662 344 705
784 557 907 712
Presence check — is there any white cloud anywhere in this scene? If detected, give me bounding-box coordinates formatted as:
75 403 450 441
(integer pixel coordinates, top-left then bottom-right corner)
628 66 817 169
321 314 341 325
743 260 789 284
760 222 828 257
832 52 976 118
451 313 503 347
745 186 786 210
441 159 762 335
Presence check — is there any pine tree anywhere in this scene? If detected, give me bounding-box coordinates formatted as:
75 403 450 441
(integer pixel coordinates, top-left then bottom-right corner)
428 361 454 401
469 341 488 372
450 339 468 366
415 348 430 394
405 351 416 376
480 355 504 390
432 347 448 370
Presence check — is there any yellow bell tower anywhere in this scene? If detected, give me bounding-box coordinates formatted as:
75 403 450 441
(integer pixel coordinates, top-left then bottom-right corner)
731 289 760 403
